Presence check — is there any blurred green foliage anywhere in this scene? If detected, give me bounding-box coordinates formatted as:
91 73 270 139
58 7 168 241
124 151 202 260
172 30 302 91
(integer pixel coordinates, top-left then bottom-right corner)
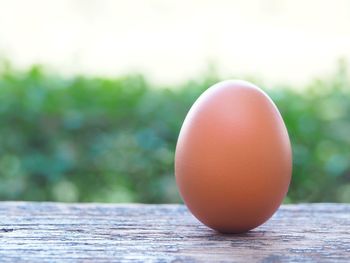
0 62 349 203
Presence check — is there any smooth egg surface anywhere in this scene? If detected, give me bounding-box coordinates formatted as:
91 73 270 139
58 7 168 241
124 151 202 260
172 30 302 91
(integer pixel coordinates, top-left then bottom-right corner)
175 80 292 233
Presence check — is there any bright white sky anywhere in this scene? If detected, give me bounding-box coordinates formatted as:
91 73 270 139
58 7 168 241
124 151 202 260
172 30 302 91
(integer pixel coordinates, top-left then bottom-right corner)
0 0 350 86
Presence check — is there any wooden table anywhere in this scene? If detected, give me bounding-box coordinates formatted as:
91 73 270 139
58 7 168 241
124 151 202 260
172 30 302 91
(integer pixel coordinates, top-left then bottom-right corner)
0 202 349 262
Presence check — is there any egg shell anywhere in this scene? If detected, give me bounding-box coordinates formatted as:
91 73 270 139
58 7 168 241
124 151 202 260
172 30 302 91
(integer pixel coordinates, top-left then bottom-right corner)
175 80 292 233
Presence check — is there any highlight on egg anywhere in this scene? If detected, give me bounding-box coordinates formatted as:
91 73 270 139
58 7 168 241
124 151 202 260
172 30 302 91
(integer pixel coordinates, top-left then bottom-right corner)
175 80 292 234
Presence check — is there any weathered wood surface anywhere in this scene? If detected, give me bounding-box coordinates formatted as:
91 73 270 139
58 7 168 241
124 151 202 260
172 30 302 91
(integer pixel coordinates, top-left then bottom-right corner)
0 202 349 263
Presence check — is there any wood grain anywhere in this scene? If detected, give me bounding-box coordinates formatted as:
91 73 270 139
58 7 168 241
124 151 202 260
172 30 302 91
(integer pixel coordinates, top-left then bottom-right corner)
0 202 349 262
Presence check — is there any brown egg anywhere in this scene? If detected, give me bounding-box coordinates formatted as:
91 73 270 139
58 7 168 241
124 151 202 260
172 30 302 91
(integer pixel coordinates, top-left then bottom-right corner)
175 80 292 234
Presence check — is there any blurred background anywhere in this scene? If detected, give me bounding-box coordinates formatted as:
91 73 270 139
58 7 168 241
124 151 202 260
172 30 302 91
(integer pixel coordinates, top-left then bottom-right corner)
0 0 349 203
